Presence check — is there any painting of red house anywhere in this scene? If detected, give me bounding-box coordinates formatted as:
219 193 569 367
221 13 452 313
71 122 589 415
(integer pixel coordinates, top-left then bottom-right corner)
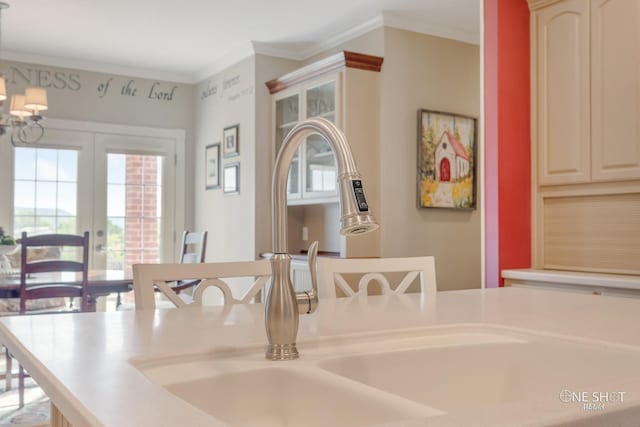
435 131 471 182
418 109 477 209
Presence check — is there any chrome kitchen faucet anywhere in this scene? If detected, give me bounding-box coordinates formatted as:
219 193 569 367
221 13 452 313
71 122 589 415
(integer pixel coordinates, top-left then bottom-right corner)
266 117 378 360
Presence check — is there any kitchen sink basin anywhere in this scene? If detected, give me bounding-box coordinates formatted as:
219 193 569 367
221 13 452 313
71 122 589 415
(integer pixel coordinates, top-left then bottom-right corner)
131 324 640 426
318 329 640 412
164 367 438 427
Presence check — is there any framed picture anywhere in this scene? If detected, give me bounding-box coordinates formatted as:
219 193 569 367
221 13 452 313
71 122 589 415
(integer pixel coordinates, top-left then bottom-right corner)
223 162 240 195
417 109 477 209
205 143 221 190
223 124 239 158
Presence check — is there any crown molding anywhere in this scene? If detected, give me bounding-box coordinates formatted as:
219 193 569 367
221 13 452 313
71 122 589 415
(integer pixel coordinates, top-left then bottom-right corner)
191 42 256 83
382 11 480 45
265 51 384 94
298 15 385 60
2 50 195 84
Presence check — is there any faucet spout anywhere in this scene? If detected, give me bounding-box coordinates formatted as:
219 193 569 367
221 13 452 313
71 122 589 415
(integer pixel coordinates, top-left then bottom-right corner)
265 117 378 360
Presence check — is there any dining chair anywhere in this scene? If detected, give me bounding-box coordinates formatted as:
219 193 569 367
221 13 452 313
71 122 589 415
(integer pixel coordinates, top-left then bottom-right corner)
19 231 90 313
316 256 437 299
132 260 272 310
7 231 90 408
171 230 208 293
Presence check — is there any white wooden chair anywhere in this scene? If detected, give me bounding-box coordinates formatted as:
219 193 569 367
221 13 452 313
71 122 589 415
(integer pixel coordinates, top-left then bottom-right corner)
316 256 437 299
132 260 272 310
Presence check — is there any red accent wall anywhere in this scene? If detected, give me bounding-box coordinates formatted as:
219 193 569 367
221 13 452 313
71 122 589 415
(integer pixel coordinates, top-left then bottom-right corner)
484 0 531 287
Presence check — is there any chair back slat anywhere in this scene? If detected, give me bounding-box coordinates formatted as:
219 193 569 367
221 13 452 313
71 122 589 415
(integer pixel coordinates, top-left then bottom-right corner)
19 234 86 247
317 256 437 299
24 260 84 274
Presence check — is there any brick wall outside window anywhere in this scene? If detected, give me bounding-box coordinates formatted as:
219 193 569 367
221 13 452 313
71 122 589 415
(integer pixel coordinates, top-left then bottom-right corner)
124 155 160 271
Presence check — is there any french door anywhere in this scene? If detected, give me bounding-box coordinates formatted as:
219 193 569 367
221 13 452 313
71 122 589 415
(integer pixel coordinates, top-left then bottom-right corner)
12 119 185 271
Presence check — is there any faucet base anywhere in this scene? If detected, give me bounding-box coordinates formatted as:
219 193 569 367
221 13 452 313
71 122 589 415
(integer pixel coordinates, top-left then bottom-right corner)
266 343 299 360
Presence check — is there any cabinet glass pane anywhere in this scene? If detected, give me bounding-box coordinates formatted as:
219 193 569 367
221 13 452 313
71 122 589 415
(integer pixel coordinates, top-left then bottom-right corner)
306 81 336 120
306 135 337 193
275 95 299 152
288 158 300 195
276 94 301 196
305 81 337 194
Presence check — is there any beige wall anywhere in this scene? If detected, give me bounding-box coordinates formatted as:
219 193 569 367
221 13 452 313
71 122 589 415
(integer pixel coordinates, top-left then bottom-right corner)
193 57 256 261
379 28 481 290
0 60 194 234
193 54 298 261
253 54 300 258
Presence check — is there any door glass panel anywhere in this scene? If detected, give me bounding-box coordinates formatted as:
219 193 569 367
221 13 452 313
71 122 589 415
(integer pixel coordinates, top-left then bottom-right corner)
13 147 78 236
106 154 163 271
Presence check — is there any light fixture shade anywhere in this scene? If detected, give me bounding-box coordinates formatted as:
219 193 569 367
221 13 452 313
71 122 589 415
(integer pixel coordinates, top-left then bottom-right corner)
0 77 6 102
24 87 48 112
10 95 31 118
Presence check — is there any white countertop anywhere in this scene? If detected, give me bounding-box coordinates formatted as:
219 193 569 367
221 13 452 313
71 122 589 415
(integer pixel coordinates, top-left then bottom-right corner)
502 268 640 290
2 287 640 427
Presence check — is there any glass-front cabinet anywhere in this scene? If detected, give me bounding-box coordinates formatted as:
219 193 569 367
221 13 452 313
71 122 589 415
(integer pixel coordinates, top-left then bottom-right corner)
275 93 301 197
274 76 340 204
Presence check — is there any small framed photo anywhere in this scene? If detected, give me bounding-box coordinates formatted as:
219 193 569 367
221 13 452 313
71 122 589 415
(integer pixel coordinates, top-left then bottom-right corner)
417 109 477 209
223 162 240 195
205 143 221 190
223 124 239 158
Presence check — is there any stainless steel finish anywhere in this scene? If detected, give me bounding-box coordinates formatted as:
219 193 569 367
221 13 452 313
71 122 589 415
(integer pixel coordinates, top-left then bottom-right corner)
295 241 319 315
265 117 378 360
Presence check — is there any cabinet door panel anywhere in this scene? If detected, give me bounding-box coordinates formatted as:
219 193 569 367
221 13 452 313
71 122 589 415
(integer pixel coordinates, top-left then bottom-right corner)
591 0 640 181
536 0 591 185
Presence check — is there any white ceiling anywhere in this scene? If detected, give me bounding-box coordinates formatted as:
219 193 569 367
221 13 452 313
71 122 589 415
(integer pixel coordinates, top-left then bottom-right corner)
0 0 480 83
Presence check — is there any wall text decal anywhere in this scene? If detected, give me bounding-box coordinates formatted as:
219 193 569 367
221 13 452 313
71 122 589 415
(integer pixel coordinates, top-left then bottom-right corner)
7 66 81 91
96 77 179 101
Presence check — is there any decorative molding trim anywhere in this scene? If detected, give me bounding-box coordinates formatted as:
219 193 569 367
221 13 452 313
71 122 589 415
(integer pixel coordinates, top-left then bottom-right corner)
299 15 385 60
254 15 385 61
265 51 384 94
528 0 564 11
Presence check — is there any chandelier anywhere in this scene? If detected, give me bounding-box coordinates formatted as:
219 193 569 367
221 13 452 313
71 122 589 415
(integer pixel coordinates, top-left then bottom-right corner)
0 2 48 145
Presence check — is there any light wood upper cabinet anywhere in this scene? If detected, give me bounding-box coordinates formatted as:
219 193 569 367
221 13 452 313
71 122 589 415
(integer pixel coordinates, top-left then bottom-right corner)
532 0 640 185
591 0 640 181
534 0 591 185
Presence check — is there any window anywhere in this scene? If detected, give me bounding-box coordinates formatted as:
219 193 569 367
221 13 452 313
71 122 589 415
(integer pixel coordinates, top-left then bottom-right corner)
13 147 78 236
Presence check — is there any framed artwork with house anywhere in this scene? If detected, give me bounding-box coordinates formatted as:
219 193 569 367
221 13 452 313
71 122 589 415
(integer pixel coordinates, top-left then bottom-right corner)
417 109 477 209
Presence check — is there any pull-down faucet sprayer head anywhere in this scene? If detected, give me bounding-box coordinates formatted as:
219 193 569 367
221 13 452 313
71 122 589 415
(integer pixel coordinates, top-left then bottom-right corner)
337 173 378 236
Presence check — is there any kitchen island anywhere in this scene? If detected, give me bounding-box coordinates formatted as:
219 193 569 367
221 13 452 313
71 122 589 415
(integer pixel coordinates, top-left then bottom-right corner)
1 287 639 427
